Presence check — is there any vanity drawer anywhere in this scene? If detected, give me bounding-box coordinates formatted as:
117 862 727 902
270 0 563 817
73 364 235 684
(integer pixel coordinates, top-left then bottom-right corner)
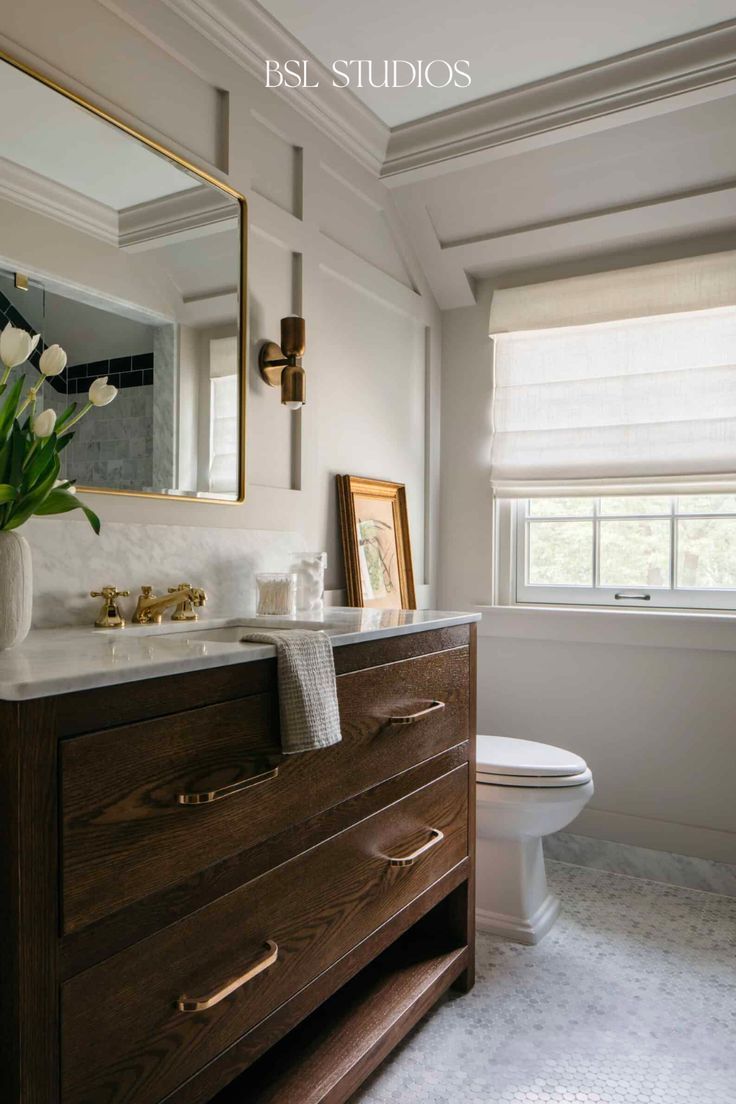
61 692 282 932
62 646 470 933
61 765 469 1104
337 642 469 754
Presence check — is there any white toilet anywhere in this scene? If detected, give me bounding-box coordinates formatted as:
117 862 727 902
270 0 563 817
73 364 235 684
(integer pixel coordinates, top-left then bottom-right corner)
475 735 594 945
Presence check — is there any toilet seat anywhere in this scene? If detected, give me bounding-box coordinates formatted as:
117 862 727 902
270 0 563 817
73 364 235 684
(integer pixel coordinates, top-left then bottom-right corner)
477 767 593 788
476 735 591 789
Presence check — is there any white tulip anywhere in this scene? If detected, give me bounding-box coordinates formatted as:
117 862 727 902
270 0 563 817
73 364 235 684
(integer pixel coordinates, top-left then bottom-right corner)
32 409 57 438
53 478 76 495
39 344 67 377
88 376 118 407
0 323 40 369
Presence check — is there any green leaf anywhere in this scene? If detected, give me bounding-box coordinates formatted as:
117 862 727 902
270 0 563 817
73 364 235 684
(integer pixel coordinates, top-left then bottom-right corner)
23 438 57 490
32 489 101 535
55 402 78 431
0 484 16 503
0 437 11 484
0 377 25 443
8 423 27 489
3 456 60 531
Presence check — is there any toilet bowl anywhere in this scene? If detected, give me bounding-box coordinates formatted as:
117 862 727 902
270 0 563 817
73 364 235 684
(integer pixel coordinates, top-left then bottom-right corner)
476 735 594 945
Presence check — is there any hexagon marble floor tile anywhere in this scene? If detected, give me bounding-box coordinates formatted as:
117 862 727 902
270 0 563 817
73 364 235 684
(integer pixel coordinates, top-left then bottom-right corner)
353 861 736 1104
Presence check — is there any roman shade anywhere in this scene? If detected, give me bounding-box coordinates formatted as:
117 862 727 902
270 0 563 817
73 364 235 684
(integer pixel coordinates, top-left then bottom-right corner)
488 250 736 334
490 298 736 499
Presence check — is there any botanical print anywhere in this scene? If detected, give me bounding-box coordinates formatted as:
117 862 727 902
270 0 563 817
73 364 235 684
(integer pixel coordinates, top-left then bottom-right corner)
354 493 401 608
337 474 416 609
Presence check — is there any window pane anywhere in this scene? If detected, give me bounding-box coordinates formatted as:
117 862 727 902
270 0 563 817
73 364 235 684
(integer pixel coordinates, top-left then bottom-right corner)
599 496 671 516
677 519 736 589
528 521 593 585
677 495 736 515
599 520 670 587
528 498 595 517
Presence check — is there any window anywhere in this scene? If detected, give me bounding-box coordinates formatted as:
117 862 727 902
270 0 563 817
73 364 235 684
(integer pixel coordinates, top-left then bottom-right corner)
516 494 736 610
207 335 239 495
488 274 736 614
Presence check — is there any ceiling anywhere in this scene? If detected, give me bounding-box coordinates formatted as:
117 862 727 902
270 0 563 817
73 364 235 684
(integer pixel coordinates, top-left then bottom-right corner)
258 0 736 125
0 61 196 208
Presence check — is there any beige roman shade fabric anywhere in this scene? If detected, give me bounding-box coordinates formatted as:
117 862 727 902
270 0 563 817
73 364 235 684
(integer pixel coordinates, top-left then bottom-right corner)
489 267 736 498
488 251 736 334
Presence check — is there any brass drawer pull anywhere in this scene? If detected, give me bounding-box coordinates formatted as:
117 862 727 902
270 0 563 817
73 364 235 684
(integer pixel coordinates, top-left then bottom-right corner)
177 940 279 1012
386 700 445 726
176 766 279 806
386 827 444 867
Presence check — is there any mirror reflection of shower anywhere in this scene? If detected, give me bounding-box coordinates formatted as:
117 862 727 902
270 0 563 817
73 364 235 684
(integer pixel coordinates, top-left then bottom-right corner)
0 58 243 500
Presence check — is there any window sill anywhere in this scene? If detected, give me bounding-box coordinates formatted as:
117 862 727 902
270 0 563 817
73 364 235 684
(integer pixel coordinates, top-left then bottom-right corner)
475 603 736 652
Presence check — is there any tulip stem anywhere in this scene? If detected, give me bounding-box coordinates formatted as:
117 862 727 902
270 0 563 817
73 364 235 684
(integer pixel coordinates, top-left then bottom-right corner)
22 439 39 470
62 401 92 431
17 375 46 415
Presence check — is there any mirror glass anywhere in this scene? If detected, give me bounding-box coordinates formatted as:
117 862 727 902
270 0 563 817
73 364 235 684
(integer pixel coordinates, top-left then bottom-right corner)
0 58 245 500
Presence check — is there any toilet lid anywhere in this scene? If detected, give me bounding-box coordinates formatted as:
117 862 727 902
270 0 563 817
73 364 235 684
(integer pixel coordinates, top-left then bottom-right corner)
476 735 588 779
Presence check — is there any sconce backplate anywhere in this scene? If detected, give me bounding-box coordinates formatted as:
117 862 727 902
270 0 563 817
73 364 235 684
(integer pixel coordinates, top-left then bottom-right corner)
259 341 285 387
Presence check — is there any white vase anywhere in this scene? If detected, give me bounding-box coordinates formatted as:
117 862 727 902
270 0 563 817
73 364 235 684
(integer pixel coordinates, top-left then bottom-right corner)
0 530 33 650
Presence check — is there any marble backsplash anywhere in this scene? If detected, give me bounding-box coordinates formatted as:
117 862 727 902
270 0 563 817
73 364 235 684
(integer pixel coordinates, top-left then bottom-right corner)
24 517 306 628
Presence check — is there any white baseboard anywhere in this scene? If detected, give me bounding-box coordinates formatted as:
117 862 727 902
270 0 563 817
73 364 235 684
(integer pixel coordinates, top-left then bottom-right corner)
545 831 736 897
570 807 735 865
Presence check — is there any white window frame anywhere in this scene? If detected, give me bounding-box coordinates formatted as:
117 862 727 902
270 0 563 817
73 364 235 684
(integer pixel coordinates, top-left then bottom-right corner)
513 497 736 612
208 371 239 494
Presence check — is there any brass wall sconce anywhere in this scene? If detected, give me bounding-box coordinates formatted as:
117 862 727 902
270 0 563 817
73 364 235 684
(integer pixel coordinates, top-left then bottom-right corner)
258 316 306 411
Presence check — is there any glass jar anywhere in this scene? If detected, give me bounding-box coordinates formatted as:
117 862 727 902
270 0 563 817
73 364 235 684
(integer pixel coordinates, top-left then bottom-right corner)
256 572 297 616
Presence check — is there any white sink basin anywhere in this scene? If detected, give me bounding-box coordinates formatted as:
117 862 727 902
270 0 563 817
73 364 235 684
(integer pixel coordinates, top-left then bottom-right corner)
160 619 342 644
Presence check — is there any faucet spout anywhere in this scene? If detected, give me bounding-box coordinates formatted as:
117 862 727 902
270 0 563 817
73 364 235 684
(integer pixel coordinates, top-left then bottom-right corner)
133 584 207 624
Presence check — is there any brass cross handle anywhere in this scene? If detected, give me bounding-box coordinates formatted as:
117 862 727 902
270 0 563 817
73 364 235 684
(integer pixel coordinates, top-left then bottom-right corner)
90 586 130 629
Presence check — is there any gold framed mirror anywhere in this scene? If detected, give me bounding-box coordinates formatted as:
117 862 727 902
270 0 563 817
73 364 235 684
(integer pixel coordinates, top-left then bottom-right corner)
0 49 247 503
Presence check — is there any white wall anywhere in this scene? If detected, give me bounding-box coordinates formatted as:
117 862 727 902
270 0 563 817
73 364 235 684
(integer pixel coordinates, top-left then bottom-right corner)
0 0 440 602
439 280 736 864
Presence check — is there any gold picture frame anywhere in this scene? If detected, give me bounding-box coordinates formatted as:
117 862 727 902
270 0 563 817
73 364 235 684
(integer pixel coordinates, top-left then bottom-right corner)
337 475 416 609
0 47 248 505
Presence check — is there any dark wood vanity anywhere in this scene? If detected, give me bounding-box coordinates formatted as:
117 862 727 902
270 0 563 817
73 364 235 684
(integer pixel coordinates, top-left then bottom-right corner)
0 622 476 1104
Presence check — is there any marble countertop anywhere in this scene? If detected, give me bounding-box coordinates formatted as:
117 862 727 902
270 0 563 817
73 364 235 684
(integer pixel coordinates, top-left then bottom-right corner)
0 608 480 701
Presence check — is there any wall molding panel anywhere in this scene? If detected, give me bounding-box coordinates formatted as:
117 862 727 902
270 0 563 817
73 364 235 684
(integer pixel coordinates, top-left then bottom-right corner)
161 0 389 174
0 0 441 604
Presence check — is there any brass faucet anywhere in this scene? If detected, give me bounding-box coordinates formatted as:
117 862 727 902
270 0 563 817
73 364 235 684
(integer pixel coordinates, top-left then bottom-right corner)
90 585 130 629
133 584 207 625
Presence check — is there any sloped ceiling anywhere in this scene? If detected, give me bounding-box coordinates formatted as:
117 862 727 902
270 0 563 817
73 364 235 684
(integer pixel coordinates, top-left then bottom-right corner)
169 2 736 308
258 0 736 125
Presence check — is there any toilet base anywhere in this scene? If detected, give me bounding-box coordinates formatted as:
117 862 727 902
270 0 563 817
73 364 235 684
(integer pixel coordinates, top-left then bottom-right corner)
475 833 560 945
477 892 560 945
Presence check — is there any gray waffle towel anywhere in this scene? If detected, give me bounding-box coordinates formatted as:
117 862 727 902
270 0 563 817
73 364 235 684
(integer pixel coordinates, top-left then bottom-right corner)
240 629 342 754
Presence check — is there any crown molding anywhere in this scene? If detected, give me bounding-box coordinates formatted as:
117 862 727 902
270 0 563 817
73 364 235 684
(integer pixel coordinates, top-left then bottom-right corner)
0 158 118 245
119 184 239 250
382 19 736 179
160 0 389 174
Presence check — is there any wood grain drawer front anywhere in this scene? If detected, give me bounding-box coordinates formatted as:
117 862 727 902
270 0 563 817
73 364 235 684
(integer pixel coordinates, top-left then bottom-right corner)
337 644 469 755
61 693 281 933
61 765 469 1104
61 647 469 933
